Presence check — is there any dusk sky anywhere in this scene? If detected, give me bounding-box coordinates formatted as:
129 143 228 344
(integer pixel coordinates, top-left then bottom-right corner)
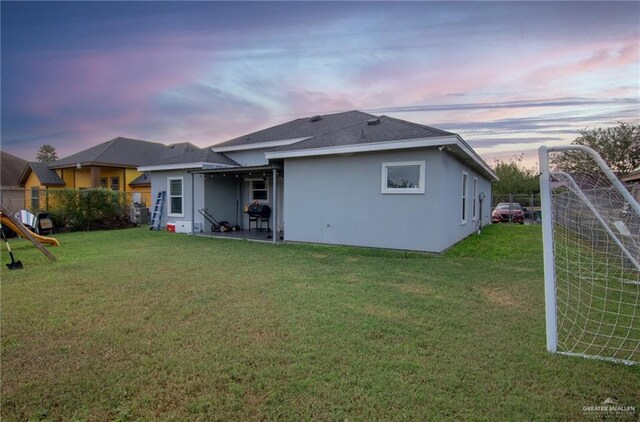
1 1 638 167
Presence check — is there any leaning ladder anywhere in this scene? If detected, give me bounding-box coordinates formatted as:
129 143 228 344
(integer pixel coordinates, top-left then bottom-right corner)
149 191 166 230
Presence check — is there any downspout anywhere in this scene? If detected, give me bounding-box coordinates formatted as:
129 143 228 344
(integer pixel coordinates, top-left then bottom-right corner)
272 168 277 244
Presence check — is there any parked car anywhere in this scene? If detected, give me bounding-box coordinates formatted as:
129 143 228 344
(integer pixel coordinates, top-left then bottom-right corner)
492 202 524 224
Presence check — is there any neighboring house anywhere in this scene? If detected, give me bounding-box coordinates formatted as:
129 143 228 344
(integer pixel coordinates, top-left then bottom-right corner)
622 169 640 202
0 151 28 213
142 111 498 253
19 137 195 210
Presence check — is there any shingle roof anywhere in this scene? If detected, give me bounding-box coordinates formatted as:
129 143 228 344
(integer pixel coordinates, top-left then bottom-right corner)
622 169 640 182
213 110 376 149
129 172 151 186
151 143 239 166
1 151 28 187
25 162 65 186
275 115 456 152
49 137 170 169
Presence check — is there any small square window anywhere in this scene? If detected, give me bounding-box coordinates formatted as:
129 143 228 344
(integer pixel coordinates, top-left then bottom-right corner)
381 161 425 194
251 180 269 202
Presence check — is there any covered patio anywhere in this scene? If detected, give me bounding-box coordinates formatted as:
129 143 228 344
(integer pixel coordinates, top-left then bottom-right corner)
190 163 284 244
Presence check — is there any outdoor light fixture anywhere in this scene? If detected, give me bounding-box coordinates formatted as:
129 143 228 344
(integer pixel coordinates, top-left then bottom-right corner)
76 162 81 169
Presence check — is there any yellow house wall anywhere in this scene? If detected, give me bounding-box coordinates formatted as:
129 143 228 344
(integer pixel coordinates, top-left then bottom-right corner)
75 168 91 188
125 169 144 191
125 168 151 205
23 171 42 210
100 168 126 190
23 166 152 210
60 168 75 188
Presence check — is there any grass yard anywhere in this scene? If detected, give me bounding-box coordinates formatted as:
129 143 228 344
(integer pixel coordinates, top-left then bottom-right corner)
1 225 638 421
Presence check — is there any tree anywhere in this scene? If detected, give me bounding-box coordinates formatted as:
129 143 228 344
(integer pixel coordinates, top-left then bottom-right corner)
550 122 640 177
492 154 539 195
36 144 58 162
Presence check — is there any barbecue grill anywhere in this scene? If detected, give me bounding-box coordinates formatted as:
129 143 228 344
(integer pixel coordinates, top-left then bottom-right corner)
246 204 271 231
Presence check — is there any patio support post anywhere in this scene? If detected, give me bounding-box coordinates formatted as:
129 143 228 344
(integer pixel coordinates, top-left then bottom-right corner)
272 168 277 244
236 178 241 229
191 173 195 235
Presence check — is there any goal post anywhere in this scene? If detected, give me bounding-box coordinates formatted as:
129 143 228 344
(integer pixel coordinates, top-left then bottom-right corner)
539 145 640 365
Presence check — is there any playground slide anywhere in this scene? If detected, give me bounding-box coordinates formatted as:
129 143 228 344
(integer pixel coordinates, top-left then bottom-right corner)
0 216 60 246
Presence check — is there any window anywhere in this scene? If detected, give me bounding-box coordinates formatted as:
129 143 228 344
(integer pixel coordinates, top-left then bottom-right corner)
472 177 478 221
100 177 107 188
461 172 468 224
250 180 269 202
31 187 40 211
381 161 425 194
110 177 120 191
168 177 183 216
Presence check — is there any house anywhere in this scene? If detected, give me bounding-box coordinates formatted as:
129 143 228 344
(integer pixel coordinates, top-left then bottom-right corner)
141 111 497 253
0 151 28 213
622 169 640 202
19 137 194 211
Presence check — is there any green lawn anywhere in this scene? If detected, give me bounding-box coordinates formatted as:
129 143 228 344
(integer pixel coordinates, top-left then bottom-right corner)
1 225 638 421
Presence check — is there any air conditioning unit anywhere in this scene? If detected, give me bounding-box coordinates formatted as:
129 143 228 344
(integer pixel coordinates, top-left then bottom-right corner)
175 221 192 234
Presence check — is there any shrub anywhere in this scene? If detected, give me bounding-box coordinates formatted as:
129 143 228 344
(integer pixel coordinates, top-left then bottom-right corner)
46 189 134 231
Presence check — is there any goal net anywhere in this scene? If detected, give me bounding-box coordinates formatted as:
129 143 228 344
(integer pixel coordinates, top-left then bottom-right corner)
539 145 639 365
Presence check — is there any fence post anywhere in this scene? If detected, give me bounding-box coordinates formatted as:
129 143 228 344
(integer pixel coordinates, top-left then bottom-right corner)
508 193 513 223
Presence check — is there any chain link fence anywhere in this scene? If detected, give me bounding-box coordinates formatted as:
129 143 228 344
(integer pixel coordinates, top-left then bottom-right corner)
492 193 542 224
0 187 26 214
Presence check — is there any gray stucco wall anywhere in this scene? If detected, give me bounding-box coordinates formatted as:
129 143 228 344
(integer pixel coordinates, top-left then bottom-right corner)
224 149 269 166
150 171 205 230
283 148 493 252
203 175 240 228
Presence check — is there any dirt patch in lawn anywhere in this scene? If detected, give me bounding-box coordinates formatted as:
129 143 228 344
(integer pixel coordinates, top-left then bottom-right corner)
482 287 523 308
395 283 435 296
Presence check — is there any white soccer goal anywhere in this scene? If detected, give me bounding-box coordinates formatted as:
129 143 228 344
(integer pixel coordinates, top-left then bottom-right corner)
539 145 639 365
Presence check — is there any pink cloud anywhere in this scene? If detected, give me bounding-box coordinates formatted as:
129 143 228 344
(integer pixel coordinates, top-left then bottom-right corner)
523 39 639 88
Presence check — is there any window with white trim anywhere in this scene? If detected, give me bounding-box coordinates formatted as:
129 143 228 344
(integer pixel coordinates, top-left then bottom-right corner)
168 177 184 216
472 177 478 221
250 179 269 202
461 172 468 224
381 161 425 194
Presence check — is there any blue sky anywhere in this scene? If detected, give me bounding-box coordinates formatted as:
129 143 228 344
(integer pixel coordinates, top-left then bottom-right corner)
1 1 638 166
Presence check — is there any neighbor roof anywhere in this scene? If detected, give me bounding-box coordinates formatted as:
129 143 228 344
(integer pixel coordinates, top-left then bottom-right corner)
21 162 65 186
1 151 28 187
273 115 455 152
137 143 239 171
129 172 151 186
152 143 238 166
622 169 640 183
49 137 170 169
212 110 376 150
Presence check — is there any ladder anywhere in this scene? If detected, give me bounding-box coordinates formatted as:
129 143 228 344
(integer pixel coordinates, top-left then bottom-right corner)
149 191 166 230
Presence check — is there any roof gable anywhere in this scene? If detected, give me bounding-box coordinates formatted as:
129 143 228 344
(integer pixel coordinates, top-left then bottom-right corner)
49 137 170 169
21 162 65 186
1 151 28 187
